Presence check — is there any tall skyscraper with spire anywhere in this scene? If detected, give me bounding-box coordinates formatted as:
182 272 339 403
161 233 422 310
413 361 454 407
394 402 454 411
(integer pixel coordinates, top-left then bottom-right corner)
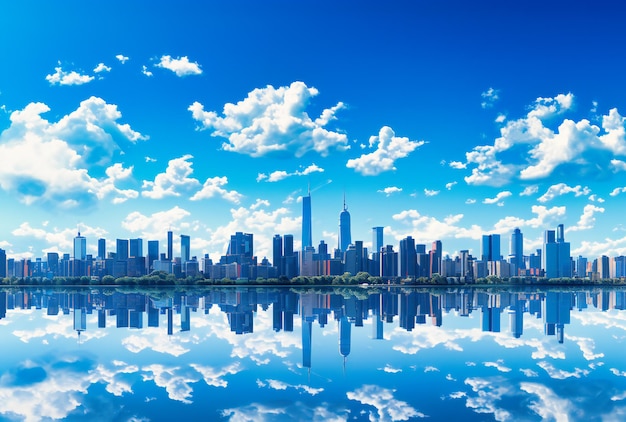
302 187 312 251
339 195 352 252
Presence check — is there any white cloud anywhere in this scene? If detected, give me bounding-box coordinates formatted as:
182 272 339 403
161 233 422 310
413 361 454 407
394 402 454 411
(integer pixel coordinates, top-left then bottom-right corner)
483 360 511 373
445 182 457 190
520 383 575 421
122 206 191 241
482 191 512 205
520 185 539 196
378 186 402 196
141 155 200 199
481 87 500 109
449 161 467 169
0 97 146 207
115 54 129 64
190 82 348 158
142 65 153 77
141 364 199 403
495 114 506 123
191 363 242 388
464 377 512 421
460 93 626 185
610 159 626 172
190 176 243 203
465 198 476 204
145 156 157 163
537 183 590 203
567 204 604 232
156 55 202 76
347 385 426 421
537 361 589 379
11 222 107 258
46 65 94 86
610 187 626 197
424 189 440 197
93 63 111 73
346 126 425 175
260 163 324 183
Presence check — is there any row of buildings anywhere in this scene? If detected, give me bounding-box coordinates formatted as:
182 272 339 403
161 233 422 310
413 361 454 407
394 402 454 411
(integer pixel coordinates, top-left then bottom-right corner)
0 193 623 281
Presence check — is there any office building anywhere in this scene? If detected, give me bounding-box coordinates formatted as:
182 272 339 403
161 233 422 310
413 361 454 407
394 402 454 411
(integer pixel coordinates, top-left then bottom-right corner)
338 196 352 252
372 227 384 254
429 240 442 276
481 234 501 262
302 190 312 251
180 235 190 262
167 230 173 261
399 236 417 278
116 239 129 261
543 224 571 278
147 240 159 272
130 238 143 258
509 228 524 274
74 232 86 260
97 238 106 260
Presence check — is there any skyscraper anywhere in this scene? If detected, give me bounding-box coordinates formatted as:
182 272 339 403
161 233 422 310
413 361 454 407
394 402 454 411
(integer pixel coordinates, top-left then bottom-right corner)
429 240 442 276
372 227 384 254
543 225 571 278
302 189 312 251
116 239 129 261
180 235 190 262
73 231 86 260
399 236 417 278
273 235 283 274
338 195 352 252
481 234 501 262
302 189 313 250
130 238 143 258
509 228 525 274
148 240 159 272
0 248 6 278
97 238 106 260
167 230 173 261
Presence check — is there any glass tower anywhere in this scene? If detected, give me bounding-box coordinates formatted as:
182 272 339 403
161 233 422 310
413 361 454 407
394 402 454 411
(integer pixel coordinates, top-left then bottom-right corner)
338 196 352 252
302 190 312 251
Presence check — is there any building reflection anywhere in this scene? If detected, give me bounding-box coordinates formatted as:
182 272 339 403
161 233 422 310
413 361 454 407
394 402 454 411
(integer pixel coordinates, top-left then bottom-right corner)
1 287 624 351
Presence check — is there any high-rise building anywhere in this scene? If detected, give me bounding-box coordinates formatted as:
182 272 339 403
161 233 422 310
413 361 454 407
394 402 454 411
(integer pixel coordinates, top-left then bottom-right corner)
130 238 143 258
338 196 352 252
542 225 571 278
302 190 312 251
116 239 129 261
481 234 501 262
509 228 524 274
273 235 283 274
429 240 442 276
180 235 190 262
399 236 417 278
167 230 173 261
74 231 86 260
0 248 6 278
372 227 384 254
148 240 159 272
97 238 106 260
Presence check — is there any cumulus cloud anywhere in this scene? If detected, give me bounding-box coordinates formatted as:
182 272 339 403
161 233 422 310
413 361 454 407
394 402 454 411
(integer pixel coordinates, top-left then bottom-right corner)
189 82 348 158
93 63 111 73
115 54 129 64
257 163 324 183
346 126 424 175
0 97 146 207
567 204 605 232
12 222 107 254
610 186 626 197
190 176 243 203
445 182 457 190
156 55 202 76
122 206 191 242
424 189 440 197
378 186 402 196
460 93 626 186
141 155 201 199
537 183 590 203
483 191 512 205
46 65 94 86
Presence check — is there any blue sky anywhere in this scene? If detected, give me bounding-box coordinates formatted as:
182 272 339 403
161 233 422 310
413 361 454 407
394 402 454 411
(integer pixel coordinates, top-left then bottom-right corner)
2 0 626 262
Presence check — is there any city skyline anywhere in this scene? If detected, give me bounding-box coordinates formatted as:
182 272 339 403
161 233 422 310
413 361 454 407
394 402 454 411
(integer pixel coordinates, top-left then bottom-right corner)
3 2 626 265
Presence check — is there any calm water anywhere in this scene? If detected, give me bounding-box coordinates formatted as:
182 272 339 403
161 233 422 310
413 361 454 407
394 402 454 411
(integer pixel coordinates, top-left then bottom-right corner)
0 286 625 421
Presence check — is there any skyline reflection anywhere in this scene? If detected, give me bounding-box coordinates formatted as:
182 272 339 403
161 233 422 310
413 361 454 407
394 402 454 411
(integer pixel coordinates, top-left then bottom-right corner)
1 286 626 421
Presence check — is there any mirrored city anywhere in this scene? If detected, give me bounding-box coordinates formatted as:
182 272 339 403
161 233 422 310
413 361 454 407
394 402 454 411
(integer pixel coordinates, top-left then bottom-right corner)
2 285 626 421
